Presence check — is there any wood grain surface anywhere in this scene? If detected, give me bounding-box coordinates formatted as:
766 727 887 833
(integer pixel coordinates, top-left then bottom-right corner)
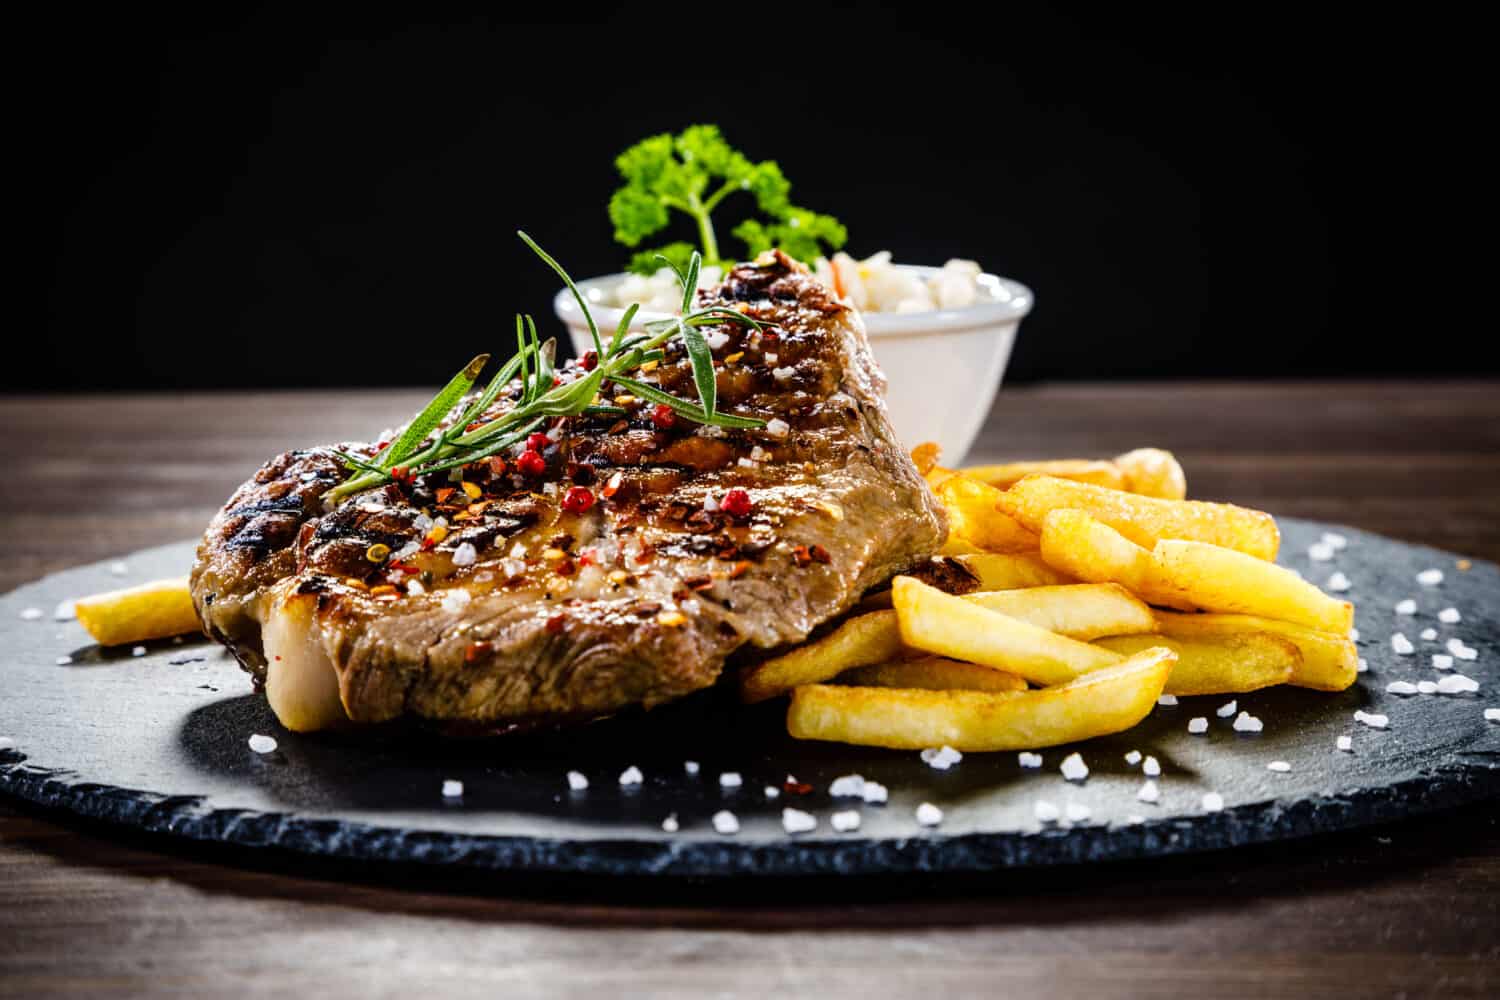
2 381 1498 999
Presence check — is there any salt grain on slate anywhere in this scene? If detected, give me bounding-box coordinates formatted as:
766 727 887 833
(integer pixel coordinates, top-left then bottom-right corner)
0 737 16 751
1034 800 1061 823
1157 694 1179 707
1124 750 1142 765
1357 658 1369 673
1327 572 1351 592
247 734 277 754
55 655 72 665
1395 599 1417 615
782 808 816 834
1354 710 1389 729
1267 760 1292 772
861 782 889 804
109 561 128 576
1142 755 1161 777
712 811 739 835
1337 735 1354 751
1065 803 1092 823
1420 628 1438 641
19 607 43 621
1385 681 1419 696
915 803 944 827
53 601 75 621
1202 792 1226 813
1485 708 1500 723
131 646 146 657
764 786 780 799
921 745 963 769
618 766 644 786
442 780 464 799
1308 542 1334 562
830 774 866 797
661 814 680 833
831 810 861 833
719 772 742 788
1391 633 1414 655
1416 568 1444 586
1138 780 1161 803
566 771 589 791
1188 717 1209 734
1322 531 1348 550
1446 638 1478 661
1217 700 1238 718
1437 674 1479 694
1233 712 1264 733
1417 681 1439 694
683 760 700 775
1438 608 1461 624
1018 751 1043 768
1127 814 1146 825
1060 752 1089 781
1350 628 1360 641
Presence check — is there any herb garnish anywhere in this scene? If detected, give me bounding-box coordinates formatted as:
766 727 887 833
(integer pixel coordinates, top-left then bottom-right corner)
324 232 764 506
608 124 846 276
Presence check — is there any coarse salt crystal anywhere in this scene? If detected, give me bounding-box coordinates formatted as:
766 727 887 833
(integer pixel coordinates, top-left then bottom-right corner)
247 734 277 754
1060 752 1089 782
1395 599 1417 615
1354 710 1389 729
1385 681 1419 696
1142 755 1161 777
1484 708 1500 723
618 766 644 786
661 813 679 832
1446 638 1478 661
1357 657 1369 673
566 771 589 791
764 786 780 799
440 590 471 613
915 802 944 827
1065 803 1093 823
764 417 790 439
1337 735 1353 751
719 771 742 788
1233 712 1264 733
1157 694 1179 707
19 607 43 621
1322 532 1348 550
109 561 128 576
405 579 426 596
782 808 817 834
1216 700 1238 718
712 810 739 835
442 780 464 799
1327 572 1351 592
1391 633 1414 655
704 329 730 350
1201 792 1225 813
1267 760 1291 772
0 737 14 751
683 760 700 775
1420 628 1438 641
1308 542 1334 562
921 745 963 769
1438 608 1461 624
749 446 771 463
1417 681 1439 694
1124 750 1142 765
1034 800 1061 822
1018 751 1043 768
1126 814 1146 825
1137 781 1161 803
54 655 72 665
1350 627 1360 641
1437 674 1479 694
831 809 861 833
861 781 889 804
1416 569 1444 586
131 646 146 657
451 542 477 567
830 774 866 797
1188 717 1209 734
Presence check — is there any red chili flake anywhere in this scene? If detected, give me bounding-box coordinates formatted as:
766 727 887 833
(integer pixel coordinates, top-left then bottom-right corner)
581 350 598 371
791 545 812 568
684 574 714 591
601 471 624 499
762 330 780 345
391 465 411 484
516 449 546 476
435 487 456 503
721 488 752 517
577 547 599 567
420 537 437 552
464 641 492 664
554 558 577 577
488 456 508 476
728 560 751 580
783 778 813 795
561 486 595 514
808 544 832 564
650 403 677 429
526 432 550 452
634 542 655 565
545 613 566 634
552 375 562 387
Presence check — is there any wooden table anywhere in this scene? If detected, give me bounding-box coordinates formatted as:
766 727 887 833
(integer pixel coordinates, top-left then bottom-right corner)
3 382 1497 998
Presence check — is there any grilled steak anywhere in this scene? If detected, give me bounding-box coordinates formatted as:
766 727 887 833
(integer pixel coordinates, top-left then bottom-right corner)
190 252 946 731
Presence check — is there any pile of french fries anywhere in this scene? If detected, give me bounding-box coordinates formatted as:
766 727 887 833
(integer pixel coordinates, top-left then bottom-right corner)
744 447 1358 751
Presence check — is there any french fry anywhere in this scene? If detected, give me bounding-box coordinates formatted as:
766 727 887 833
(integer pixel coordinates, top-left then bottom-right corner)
998 474 1280 561
787 646 1176 751
953 551 1074 589
966 584 1155 641
937 475 1039 553
73 577 200 647
1113 448 1188 500
1153 611 1358 692
910 441 942 476
1152 540 1354 634
1095 632 1299 696
840 656 1029 693
938 534 989 557
961 459 1127 491
1038 509 1196 611
740 610 904 703
926 466 959 490
893 576 1123 686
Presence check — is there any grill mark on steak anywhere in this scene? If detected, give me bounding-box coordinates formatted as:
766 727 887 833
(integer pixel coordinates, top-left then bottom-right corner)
190 251 946 728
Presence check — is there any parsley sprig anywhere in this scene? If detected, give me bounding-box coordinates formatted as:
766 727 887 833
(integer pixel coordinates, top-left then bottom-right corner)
323 232 763 506
609 124 846 275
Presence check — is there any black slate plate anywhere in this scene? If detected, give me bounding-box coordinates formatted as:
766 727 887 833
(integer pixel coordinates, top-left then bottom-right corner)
2 519 1497 877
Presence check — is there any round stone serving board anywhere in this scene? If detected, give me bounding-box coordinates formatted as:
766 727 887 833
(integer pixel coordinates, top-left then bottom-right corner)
1 519 1496 878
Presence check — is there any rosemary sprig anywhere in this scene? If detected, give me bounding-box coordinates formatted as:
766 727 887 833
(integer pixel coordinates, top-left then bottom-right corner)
323 232 763 505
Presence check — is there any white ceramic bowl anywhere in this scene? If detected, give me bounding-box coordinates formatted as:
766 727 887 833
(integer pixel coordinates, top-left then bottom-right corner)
553 264 1033 464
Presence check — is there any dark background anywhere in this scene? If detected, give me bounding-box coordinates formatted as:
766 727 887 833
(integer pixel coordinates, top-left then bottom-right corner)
19 7 1488 392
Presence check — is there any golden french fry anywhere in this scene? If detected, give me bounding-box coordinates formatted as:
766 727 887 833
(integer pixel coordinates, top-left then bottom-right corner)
787 646 1176 751
841 656 1029 693
1037 509 1196 611
938 535 989 557
998 474 1279 561
962 459 1127 492
937 475 1039 553
73 577 200 647
893 576 1123 687
1095 632 1298 696
911 441 942 477
1113 448 1188 500
740 610 904 703
966 584 1155 641
926 466 959 490
953 551 1074 589
1152 540 1353 634
1153 611 1357 692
